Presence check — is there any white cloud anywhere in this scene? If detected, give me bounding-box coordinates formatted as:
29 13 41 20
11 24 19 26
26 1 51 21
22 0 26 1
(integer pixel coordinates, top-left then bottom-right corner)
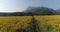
0 3 23 12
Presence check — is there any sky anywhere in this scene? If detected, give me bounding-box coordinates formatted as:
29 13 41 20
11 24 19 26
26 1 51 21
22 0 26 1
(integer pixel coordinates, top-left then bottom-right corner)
0 0 60 12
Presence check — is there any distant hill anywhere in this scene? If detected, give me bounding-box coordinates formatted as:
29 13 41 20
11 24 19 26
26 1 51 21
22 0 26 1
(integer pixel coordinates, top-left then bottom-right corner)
0 7 58 16
0 12 56 16
24 7 57 15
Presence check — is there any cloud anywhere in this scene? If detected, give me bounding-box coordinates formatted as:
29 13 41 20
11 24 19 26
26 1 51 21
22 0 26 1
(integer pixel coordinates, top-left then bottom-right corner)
0 3 23 12
0 8 24 13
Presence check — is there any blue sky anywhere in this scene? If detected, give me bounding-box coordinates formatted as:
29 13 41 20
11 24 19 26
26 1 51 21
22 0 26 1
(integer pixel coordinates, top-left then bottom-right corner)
40 0 60 9
0 0 60 12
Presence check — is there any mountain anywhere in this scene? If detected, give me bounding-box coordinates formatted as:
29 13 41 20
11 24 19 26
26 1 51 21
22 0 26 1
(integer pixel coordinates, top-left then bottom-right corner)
25 7 57 15
0 7 58 16
55 9 60 14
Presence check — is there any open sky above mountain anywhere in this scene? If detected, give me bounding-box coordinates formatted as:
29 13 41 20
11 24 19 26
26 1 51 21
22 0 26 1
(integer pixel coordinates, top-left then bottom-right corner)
0 0 60 12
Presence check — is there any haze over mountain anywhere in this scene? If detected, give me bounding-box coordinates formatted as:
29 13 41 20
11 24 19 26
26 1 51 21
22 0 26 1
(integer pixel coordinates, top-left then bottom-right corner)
0 6 59 16
25 7 57 14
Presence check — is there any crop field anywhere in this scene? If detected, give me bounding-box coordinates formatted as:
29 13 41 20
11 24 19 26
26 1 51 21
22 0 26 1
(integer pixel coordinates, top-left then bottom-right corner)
0 15 60 32
0 16 32 32
35 15 60 32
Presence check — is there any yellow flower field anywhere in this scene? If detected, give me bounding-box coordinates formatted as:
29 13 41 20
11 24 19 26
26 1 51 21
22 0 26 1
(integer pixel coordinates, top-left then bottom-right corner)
35 15 60 32
0 15 60 32
0 16 32 32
